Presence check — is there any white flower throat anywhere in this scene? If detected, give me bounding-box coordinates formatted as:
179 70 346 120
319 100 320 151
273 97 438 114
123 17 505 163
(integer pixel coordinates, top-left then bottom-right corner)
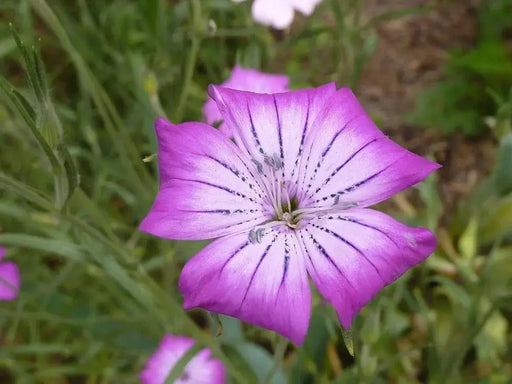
248 153 358 243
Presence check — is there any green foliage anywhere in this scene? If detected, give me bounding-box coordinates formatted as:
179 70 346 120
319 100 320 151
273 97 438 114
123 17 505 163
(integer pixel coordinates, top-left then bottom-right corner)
409 0 512 136
453 87 512 245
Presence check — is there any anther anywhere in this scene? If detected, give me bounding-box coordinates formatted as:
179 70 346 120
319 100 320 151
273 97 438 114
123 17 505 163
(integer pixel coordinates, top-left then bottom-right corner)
264 153 283 171
331 195 359 209
252 159 263 174
248 228 265 244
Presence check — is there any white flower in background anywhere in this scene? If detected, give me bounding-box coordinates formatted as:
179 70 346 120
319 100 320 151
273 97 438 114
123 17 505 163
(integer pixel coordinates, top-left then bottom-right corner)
234 0 323 29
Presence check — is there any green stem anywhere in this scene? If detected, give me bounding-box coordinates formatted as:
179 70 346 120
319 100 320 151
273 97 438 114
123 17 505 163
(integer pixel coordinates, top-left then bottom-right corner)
264 336 288 384
175 0 202 122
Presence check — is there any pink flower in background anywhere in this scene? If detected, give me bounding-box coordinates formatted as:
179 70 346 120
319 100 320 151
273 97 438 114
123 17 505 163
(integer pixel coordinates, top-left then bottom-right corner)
203 65 289 137
140 334 225 384
141 83 439 345
234 0 323 29
0 246 20 301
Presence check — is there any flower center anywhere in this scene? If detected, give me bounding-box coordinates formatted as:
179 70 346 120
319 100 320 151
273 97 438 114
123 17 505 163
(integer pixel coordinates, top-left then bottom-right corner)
275 195 301 228
247 153 359 244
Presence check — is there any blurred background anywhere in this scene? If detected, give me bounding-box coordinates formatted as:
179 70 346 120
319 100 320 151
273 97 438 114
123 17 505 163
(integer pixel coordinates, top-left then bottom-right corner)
0 0 511 382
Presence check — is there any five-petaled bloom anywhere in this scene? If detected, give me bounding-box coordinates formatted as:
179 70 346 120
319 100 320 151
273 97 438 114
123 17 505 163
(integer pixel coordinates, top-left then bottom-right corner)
233 0 323 29
141 83 440 345
140 334 225 384
203 65 289 137
0 246 20 301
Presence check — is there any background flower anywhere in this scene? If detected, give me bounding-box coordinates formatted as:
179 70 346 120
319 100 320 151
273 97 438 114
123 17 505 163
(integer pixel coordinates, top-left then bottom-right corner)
140 334 225 384
203 65 289 137
235 0 323 29
0 246 20 301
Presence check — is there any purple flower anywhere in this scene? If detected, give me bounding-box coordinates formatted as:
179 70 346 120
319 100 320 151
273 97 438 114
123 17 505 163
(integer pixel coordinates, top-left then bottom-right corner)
0 246 20 301
140 334 225 384
203 66 289 137
234 0 323 29
141 83 440 345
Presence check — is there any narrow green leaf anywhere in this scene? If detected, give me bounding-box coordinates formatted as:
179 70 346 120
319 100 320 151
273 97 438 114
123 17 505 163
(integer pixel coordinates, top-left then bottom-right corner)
0 76 34 125
341 327 354 356
0 233 83 262
11 88 36 123
0 344 72 356
9 23 44 102
458 215 478 260
32 40 49 97
0 172 54 209
0 76 62 174
57 143 80 207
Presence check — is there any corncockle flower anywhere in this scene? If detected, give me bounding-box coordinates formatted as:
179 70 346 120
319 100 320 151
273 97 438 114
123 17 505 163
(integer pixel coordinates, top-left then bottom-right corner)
203 65 289 137
233 0 323 29
141 83 440 345
140 334 225 384
0 246 20 301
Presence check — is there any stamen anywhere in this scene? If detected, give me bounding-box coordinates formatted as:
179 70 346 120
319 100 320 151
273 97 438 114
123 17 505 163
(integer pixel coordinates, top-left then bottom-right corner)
292 201 359 222
250 157 280 215
274 167 283 217
252 159 264 174
263 153 283 171
248 220 287 243
248 228 265 244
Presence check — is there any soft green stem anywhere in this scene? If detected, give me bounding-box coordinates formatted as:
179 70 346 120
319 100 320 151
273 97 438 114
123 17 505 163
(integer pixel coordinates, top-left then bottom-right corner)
264 336 288 384
175 0 202 122
53 173 67 209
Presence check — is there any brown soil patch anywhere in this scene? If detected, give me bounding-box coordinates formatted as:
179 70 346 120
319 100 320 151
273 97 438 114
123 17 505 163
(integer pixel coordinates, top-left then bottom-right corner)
358 0 496 221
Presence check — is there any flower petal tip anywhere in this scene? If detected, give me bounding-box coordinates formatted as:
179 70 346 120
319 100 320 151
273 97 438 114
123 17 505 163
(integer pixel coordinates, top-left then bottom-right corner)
207 84 221 102
154 117 174 137
138 216 153 235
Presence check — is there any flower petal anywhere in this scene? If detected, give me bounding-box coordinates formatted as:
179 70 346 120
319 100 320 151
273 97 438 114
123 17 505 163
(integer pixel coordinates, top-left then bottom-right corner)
298 88 440 207
209 83 337 190
252 0 295 29
0 261 20 301
297 208 436 328
203 66 289 137
224 66 289 94
186 349 226 384
179 229 311 345
140 118 268 240
140 334 225 384
292 0 323 15
141 335 193 384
